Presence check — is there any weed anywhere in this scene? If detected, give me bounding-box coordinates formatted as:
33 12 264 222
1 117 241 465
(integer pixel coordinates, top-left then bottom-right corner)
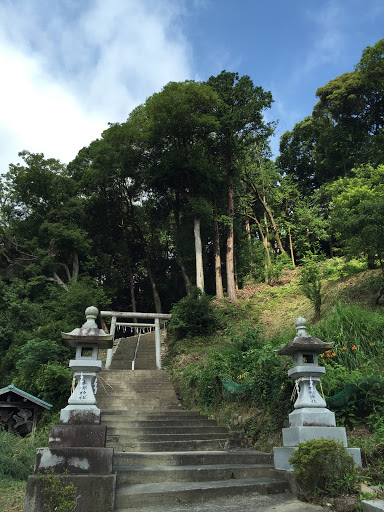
38 468 78 512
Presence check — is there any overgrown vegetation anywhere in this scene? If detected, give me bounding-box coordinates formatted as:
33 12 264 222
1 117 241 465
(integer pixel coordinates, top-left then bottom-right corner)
166 263 384 506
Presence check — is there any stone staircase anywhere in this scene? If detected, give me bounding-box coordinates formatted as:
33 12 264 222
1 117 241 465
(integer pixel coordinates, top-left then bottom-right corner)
97 332 288 510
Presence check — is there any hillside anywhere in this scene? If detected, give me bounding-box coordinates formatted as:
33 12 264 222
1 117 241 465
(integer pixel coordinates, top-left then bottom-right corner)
237 266 382 337
164 263 384 507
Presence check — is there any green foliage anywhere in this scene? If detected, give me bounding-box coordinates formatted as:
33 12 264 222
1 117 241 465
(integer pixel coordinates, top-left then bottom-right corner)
327 165 384 274
0 275 110 407
321 257 367 280
168 288 219 340
38 468 77 512
324 374 384 428
299 253 323 320
311 303 384 369
171 319 292 425
0 427 49 481
289 439 360 500
12 339 72 408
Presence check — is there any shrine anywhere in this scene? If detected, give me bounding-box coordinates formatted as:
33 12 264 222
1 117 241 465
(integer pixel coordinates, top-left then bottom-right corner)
0 385 51 435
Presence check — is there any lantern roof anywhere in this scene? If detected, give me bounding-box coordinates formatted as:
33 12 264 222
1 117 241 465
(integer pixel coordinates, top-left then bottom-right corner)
275 317 333 356
62 306 113 348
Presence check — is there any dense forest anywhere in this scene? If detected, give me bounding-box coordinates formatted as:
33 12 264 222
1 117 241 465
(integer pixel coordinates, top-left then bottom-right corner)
0 38 383 405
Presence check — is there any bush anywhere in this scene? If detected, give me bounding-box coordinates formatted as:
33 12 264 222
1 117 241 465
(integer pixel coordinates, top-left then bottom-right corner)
289 439 360 500
168 287 219 340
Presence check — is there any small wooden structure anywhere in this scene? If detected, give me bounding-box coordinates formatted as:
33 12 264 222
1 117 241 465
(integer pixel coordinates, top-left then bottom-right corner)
0 385 52 435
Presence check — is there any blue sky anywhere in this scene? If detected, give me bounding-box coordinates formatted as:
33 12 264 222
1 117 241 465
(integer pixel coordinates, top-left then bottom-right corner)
0 0 383 172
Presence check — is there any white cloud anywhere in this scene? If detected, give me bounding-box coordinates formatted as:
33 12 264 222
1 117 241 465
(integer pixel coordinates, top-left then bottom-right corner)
0 0 193 172
293 2 347 80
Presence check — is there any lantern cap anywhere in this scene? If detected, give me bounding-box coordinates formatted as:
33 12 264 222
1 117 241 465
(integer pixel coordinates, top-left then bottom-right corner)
62 306 113 347
275 317 333 356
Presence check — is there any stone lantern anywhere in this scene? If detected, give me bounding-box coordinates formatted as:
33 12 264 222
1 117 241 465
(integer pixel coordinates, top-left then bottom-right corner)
24 306 116 512
60 306 114 424
273 317 361 471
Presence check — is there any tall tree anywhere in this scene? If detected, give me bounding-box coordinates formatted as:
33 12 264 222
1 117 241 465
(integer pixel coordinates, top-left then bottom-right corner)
136 80 220 294
207 71 274 299
1 151 89 288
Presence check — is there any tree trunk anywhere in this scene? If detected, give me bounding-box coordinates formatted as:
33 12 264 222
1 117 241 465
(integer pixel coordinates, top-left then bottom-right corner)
72 249 79 282
251 214 271 284
126 193 162 313
128 263 137 322
243 168 286 255
213 199 224 299
172 195 192 296
264 211 271 283
144 249 162 313
245 214 251 241
288 226 296 267
226 178 237 300
194 216 205 292
179 255 192 296
52 272 68 291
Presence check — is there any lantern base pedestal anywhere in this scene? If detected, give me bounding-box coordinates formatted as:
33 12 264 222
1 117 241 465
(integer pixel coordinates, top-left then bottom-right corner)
283 425 348 446
274 423 361 470
60 405 101 425
289 407 336 427
273 446 362 471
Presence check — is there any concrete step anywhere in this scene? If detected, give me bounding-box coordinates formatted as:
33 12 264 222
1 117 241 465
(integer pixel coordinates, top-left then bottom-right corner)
107 433 230 443
98 391 177 397
102 419 218 428
113 450 273 467
98 399 180 407
108 439 230 452
97 393 178 401
114 463 278 484
105 425 227 434
99 373 172 380
101 410 197 418
98 404 181 411
115 478 289 509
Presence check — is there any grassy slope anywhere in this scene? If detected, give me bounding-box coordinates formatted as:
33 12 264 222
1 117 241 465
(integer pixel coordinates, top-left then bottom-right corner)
239 267 381 337
166 266 384 451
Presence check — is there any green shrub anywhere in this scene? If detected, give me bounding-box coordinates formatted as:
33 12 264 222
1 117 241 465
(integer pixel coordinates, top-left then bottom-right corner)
289 439 360 500
168 287 219 340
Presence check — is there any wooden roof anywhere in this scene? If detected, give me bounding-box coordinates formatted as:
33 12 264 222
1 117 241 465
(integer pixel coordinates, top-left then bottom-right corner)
0 385 52 409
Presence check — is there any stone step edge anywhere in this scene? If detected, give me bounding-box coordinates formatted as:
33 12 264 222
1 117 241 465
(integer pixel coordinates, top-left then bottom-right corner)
114 449 271 455
101 409 199 414
116 477 288 496
113 463 275 472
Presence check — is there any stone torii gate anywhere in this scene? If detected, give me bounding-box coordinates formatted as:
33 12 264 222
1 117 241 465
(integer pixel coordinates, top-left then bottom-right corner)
99 311 172 370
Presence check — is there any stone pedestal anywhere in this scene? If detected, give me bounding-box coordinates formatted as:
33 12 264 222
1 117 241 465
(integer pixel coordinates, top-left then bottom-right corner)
274 446 362 471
